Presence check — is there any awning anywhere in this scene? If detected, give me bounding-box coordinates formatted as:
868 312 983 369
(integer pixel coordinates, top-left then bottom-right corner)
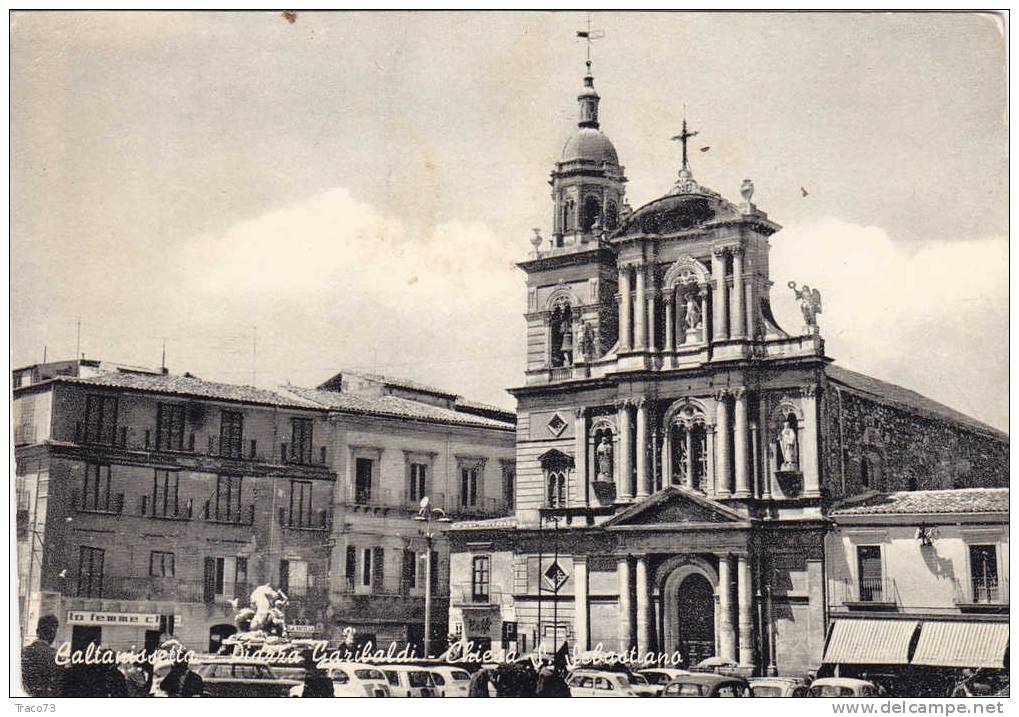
823 619 918 665
912 621 1009 669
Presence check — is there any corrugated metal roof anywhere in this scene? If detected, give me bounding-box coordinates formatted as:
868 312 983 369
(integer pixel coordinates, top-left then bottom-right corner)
823 619 918 665
912 621 1009 669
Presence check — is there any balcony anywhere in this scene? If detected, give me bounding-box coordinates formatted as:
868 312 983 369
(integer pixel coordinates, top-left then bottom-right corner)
831 576 899 610
140 495 194 521
279 442 329 467
451 582 505 606
74 576 225 604
202 501 255 526
73 492 125 516
954 577 1009 611
277 507 331 531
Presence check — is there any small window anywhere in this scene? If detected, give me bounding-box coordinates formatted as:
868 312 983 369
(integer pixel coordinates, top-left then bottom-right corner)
149 551 175 577
384 671 399 687
409 671 431 688
471 556 490 602
595 677 613 690
431 673 446 686
329 668 350 684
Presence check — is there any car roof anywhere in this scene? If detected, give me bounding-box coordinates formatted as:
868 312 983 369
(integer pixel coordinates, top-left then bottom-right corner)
751 677 805 685
811 678 873 687
668 674 746 685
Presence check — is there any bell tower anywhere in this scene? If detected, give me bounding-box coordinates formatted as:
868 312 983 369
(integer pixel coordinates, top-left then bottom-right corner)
550 59 627 248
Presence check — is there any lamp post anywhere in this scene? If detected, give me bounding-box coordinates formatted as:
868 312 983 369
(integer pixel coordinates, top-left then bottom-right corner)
414 496 451 659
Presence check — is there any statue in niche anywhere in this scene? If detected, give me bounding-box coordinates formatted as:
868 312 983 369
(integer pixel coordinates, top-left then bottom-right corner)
596 435 614 481
684 293 702 330
558 315 574 366
779 416 799 472
577 322 596 362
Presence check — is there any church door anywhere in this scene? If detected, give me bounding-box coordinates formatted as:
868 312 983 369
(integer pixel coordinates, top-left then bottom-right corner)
676 573 715 667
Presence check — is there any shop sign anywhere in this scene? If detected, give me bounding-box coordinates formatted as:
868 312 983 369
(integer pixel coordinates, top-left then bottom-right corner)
286 624 317 636
464 612 494 636
67 610 160 627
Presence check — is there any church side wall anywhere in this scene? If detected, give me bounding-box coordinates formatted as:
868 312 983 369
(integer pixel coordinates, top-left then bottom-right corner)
821 384 1009 501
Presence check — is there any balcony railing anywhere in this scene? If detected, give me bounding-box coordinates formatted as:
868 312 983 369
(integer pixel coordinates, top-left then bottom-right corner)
203 501 255 526
279 442 328 466
954 577 1009 606
74 492 125 515
74 576 237 604
831 576 898 607
140 495 194 521
277 507 331 531
451 582 505 606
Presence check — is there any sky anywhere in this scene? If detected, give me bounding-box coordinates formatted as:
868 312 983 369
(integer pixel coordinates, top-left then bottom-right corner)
10 11 1008 430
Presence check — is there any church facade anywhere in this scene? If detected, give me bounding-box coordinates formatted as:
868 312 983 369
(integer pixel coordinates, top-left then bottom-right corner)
446 62 1008 677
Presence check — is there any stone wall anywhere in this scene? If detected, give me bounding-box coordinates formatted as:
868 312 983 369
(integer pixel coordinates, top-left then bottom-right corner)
821 384 1009 501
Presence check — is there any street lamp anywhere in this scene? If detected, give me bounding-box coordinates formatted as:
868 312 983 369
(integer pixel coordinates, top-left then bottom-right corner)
414 496 451 659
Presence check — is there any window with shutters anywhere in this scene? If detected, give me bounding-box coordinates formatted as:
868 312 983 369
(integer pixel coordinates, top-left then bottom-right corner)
219 411 244 458
214 475 243 522
288 480 313 528
460 467 479 507
355 458 373 504
77 546 104 598
502 464 515 510
361 547 373 587
83 394 118 445
969 545 1000 603
81 463 112 512
290 418 314 464
150 551 175 577
409 463 427 503
856 545 883 602
402 549 418 592
372 546 385 592
345 546 357 590
472 556 491 602
156 403 186 451
151 469 181 518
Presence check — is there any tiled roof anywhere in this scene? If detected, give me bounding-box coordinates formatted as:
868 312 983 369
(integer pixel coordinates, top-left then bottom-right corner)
826 365 1007 440
47 372 320 409
340 370 458 398
284 386 515 431
450 516 518 530
830 488 1009 516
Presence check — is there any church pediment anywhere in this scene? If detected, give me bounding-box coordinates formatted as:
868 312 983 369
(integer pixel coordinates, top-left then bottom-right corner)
603 486 744 527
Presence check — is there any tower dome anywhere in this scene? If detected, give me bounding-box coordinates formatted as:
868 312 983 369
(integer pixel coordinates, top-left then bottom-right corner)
559 66 619 166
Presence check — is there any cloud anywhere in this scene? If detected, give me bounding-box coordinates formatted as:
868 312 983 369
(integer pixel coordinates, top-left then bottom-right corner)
769 218 1007 430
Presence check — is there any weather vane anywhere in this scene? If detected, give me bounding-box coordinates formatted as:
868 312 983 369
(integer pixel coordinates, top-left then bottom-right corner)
576 13 604 72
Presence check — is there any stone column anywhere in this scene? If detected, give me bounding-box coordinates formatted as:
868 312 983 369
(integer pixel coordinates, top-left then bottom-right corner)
661 422 672 487
715 391 732 496
733 388 750 498
664 296 674 352
705 425 716 496
636 399 650 498
574 408 588 506
801 386 820 497
635 556 651 658
617 401 634 502
619 266 632 352
647 284 657 352
699 287 709 344
759 399 773 500
732 247 745 339
717 554 736 662
750 421 760 499
685 426 695 488
574 557 590 651
634 265 647 350
617 557 633 652
712 248 727 342
737 554 754 667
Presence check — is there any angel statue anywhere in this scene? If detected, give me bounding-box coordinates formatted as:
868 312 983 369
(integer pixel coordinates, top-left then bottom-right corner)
788 281 822 332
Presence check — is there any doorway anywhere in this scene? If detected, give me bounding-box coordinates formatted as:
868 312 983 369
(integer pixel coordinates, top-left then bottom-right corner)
676 573 715 666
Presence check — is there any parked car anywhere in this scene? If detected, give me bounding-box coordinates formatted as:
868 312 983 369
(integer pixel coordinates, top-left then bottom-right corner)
749 677 808 697
192 658 299 697
566 669 645 697
807 678 880 697
662 673 751 697
381 665 439 697
289 662 391 697
626 672 659 697
638 668 693 695
428 666 473 697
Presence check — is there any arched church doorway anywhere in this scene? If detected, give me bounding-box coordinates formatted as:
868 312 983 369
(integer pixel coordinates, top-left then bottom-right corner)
676 573 715 667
